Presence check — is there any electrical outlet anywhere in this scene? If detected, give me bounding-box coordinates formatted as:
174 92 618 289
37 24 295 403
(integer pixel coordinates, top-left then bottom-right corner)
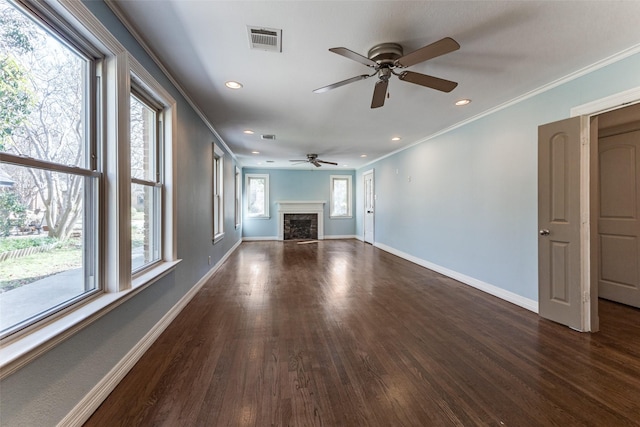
208 256 211 265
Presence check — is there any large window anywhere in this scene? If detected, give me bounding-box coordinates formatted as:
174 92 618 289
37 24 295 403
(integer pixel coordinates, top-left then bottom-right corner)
130 89 162 271
213 143 224 242
0 0 177 367
245 174 269 218
330 175 352 218
0 0 99 337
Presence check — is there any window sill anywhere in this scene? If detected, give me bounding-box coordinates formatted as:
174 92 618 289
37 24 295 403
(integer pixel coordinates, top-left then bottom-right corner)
0 259 181 380
330 215 353 219
247 216 270 220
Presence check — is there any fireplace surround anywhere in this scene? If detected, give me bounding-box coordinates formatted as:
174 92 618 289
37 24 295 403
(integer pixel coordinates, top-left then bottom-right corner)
277 201 325 241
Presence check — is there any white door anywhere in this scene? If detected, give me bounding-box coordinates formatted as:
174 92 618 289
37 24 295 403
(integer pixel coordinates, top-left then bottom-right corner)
363 170 374 244
538 117 586 330
597 128 640 308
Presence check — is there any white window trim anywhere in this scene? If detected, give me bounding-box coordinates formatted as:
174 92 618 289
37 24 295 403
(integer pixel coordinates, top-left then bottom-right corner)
330 175 353 218
245 173 270 219
235 166 241 229
213 143 225 243
0 0 180 379
131 60 178 271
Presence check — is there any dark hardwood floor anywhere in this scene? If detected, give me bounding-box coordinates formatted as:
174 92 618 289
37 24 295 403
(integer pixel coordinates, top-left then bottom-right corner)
85 240 640 426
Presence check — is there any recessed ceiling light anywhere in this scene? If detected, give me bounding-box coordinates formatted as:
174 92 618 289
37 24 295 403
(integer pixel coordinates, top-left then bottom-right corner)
343 164 349 167
360 154 367 158
391 137 401 141
455 99 471 106
243 130 254 134
225 81 243 89
251 151 260 154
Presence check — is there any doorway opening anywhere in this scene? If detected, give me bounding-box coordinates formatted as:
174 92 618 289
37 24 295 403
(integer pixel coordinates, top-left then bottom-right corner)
591 102 640 329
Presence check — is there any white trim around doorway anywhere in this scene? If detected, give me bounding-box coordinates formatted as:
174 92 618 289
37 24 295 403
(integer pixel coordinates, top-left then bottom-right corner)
571 86 640 332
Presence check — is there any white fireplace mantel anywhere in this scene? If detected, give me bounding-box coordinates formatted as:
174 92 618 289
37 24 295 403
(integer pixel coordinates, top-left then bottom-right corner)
277 201 325 241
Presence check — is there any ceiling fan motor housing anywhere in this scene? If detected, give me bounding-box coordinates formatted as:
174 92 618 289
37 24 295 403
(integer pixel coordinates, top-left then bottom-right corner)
368 42 403 65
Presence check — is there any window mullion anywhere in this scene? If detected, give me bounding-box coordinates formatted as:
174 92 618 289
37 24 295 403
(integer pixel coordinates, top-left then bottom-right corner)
104 51 132 292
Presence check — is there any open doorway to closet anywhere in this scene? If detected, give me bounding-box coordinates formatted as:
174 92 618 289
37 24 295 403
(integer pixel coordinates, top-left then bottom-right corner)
592 102 640 316
538 91 640 332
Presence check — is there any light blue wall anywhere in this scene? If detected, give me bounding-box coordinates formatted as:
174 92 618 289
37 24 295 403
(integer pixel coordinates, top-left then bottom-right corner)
0 1 242 426
242 168 356 238
356 51 640 302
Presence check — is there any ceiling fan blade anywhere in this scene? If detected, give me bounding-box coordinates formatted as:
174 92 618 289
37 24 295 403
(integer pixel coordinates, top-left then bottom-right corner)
395 37 460 68
398 71 458 93
371 79 388 108
318 160 338 165
312 160 322 167
329 47 377 68
313 74 370 93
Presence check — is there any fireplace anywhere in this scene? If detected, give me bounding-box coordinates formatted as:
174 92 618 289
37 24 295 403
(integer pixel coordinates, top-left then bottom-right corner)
284 214 317 240
277 201 325 241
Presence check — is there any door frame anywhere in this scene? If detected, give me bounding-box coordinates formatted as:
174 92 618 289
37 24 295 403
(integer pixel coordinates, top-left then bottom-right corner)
570 86 640 331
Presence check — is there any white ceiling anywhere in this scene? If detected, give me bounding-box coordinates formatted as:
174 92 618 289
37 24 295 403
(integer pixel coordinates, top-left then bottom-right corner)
110 1 640 170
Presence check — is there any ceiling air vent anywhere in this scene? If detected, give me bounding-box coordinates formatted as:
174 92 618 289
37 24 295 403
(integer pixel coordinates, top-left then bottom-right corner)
247 26 282 52
261 134 276 140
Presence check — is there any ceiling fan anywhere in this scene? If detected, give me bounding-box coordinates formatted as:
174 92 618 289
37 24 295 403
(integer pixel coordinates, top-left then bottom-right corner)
290 154 338 167
313 37 460 108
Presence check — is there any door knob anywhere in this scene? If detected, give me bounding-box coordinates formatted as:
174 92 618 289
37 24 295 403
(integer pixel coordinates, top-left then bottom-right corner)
539 229 550 236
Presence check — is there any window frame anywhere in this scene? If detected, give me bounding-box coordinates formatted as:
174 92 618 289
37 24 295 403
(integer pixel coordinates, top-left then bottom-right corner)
0 0 179 378
330 175 353 218
235 166 241 229
129 85 163 274
245 173 270 219
212 143 224 243
0 0 101 338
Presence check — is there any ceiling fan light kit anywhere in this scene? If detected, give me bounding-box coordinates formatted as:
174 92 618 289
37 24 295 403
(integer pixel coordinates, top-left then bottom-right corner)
314 37 460 108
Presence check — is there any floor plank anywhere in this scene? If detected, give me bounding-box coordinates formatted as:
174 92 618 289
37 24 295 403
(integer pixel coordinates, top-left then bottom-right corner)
85 240 640 426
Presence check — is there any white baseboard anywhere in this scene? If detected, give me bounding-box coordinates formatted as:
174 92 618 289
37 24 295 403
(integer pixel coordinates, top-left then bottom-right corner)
242 236 278 241
58 239 243 427
323 234 358 240
374 242 538 313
